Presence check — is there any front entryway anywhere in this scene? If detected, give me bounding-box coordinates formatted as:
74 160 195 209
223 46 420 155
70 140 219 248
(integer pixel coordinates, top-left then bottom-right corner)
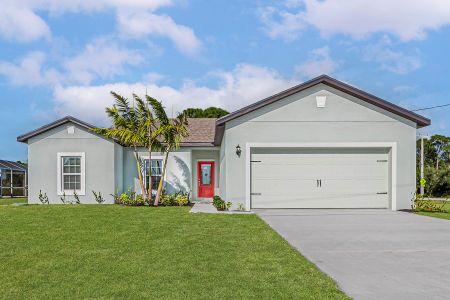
197 161 214 198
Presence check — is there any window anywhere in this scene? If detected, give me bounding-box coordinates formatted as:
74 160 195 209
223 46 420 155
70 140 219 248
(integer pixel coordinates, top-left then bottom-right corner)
145 159 163 190
62 157 81 190
57 152 85 195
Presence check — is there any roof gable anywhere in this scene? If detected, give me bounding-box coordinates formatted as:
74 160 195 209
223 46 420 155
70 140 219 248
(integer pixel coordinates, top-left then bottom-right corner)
216 75 431 128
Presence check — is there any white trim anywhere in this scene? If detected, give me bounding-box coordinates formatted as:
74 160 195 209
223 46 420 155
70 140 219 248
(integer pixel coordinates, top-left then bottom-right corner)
57 152 85 196
245 142 397 211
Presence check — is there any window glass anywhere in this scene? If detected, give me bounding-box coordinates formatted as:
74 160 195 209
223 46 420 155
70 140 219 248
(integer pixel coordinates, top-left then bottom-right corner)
62 156 82 191
145 159 163 190
201 165 211 185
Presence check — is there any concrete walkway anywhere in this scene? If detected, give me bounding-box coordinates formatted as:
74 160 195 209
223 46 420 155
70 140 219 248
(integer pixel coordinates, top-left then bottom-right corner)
256 209 450 300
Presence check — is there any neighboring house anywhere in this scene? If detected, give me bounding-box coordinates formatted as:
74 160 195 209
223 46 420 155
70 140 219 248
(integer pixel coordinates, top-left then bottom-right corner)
0 160 27 197
17 75 430 210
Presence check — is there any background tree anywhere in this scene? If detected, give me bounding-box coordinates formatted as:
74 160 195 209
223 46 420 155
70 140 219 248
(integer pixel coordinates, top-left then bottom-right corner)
182 107 229 118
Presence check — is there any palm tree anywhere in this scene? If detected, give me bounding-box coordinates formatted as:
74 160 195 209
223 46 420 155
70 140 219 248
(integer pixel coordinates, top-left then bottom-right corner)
148 96 189 206
93 92 155 201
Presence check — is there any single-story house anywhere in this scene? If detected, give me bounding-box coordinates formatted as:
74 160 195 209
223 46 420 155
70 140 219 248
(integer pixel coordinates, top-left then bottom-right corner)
18 75 430 210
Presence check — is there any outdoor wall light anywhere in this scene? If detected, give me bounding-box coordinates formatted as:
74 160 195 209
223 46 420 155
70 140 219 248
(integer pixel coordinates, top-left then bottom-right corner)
236 144 242 157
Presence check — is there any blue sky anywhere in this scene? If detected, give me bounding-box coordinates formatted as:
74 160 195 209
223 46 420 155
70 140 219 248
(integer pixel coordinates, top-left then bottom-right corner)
1 0 450 161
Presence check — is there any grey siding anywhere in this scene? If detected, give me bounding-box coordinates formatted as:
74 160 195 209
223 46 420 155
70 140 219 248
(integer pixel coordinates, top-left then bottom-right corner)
28 122 118 204
122 148 192 196
223 84 416 210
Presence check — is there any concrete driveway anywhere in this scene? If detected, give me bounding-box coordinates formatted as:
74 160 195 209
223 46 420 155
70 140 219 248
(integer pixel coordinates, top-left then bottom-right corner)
256 209 450 300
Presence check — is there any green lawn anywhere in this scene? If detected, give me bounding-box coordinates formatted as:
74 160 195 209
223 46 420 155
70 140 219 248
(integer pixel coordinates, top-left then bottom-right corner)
417 201 450 220
0 197 27 206
0 205 348 299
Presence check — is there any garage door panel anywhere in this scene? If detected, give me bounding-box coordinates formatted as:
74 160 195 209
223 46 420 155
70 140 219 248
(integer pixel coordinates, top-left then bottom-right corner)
251 148 389 209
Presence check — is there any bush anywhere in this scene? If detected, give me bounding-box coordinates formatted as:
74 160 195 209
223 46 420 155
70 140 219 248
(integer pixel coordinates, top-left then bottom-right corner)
92 191 105 204
117 190 145 206
411 193 446 212
212 195 232 211
160 194 176 206
176 195 189 206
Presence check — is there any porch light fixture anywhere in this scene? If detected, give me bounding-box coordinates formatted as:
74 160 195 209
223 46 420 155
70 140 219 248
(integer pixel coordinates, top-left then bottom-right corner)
236 144 241 157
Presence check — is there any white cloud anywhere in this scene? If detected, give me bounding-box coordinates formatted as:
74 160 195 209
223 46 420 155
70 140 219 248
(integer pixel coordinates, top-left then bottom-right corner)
0 0 201 55
259 6 305 41
53 64 298 125
260 0 450 41
64 37 143 85
0 52 61 86
295 47 339 78
117 11 202 56
363 39 422 74
0 3 51 42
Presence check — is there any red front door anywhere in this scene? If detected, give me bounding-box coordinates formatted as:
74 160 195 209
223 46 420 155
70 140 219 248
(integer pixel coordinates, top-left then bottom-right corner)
198 161 214 198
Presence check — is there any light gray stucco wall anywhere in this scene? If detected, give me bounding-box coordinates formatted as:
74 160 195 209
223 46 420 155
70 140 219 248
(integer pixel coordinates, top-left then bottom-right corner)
219 135 227 200
223 84 417 210
122 148 192 196
27 122 119 204
191 149 220 200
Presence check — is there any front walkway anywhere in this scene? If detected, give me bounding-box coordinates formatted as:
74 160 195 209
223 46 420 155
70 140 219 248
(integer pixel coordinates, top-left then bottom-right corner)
256 209 450 300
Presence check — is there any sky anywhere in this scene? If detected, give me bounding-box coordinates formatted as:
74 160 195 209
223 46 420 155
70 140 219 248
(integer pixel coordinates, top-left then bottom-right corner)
1 0 450 161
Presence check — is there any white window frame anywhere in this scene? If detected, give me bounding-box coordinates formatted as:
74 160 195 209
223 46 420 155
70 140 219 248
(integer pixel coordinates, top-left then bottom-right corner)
142 155 165 191
57 152 86 196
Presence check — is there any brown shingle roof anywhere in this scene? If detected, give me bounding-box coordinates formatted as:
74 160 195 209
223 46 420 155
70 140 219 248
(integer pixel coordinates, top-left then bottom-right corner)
18 116 218 147
182 118 217 146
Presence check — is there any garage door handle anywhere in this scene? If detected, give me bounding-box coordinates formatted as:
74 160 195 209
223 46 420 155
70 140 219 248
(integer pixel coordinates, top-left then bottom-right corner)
317 179 322 187
251 193 261 196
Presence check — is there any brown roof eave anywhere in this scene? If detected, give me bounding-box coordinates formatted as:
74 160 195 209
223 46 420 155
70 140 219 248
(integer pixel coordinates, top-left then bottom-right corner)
216 75 431 128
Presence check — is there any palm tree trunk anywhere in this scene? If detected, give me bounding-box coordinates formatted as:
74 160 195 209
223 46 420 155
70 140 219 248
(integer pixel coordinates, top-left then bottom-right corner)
154 149 169 206
436 158 439 170
147 147 152 204
134 150 146 198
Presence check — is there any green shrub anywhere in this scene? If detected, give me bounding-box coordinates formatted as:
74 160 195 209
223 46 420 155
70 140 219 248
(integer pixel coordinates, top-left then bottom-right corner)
92 191 105 204
117 190 145 206
176 195 189 206
160 194 176 206
411 193 447 212
212 195 232 211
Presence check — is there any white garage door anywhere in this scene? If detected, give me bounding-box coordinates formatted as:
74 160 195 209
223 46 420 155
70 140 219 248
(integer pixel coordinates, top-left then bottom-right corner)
251 148 389 209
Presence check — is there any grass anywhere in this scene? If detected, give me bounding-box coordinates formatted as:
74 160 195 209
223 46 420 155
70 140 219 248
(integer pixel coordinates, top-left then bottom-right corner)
0 205 348 299
417 201 450 220
0 197 27 206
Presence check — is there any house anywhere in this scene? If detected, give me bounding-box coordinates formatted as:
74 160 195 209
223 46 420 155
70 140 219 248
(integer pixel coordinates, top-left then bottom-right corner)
17 75 430 210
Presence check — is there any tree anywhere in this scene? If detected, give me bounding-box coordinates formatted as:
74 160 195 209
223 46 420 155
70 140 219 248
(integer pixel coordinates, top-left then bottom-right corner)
149 97 189 206
430 135 450 170
92 91 147 196
182 107 229 118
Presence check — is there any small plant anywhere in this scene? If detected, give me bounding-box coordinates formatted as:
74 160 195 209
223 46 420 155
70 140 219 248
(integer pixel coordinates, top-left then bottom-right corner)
212 195 232 211
116 189 145 206
176 194 189 206
92 191 105 204
60 192 66 204
38 190 49 204
236 202 245 211
411 193 446 212
160 193 176 206
73 190 81 204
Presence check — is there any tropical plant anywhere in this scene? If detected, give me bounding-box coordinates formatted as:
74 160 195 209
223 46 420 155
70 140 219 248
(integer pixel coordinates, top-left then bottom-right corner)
73 190 81 204
212 195 232 211
148 97 189 206
411 193 446 212
92 191 105 204
175 194 189 206
92 92 160 203
38 190 49 204
60 192 66 204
